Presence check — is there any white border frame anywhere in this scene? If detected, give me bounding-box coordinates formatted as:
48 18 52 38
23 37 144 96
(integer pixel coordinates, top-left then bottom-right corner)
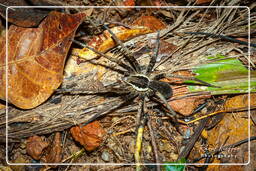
5 6 251 166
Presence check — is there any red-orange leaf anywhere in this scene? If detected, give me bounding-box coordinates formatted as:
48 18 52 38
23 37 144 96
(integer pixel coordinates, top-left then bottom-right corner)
132 16 166 32
70 121 106 151
26 135 49 160
0 11 86 109
41 132 62 163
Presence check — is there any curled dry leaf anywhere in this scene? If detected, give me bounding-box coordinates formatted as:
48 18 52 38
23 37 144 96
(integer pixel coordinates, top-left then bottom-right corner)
132 16 166 32
26 135 49 160
65 26 152 76
71 26 152 60
41 132 62 163
70 121 106 151
0 11 86 109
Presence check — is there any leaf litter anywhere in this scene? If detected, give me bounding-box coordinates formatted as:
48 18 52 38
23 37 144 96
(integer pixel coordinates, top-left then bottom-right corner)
0 2 255 170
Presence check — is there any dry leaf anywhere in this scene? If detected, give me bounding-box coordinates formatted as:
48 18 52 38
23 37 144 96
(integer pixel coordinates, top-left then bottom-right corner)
132 16 166 31
66 26 152 76
70 121 106 151
71 26 152 60
207 94 256 165
26 135 49 160
41 132 62 163
195 0 212 4
0 11 86 109
163 71 211 115
123 0 135 7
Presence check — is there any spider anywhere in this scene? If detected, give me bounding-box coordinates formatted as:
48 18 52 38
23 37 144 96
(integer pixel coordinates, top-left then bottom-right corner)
62 24 217 164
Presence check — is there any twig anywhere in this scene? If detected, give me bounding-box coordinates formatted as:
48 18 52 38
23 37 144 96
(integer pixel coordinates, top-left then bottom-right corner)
178 117 210 160
147 116 161 171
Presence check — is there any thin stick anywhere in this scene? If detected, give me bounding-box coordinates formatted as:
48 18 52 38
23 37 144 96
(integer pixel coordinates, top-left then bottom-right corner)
147 116 161 171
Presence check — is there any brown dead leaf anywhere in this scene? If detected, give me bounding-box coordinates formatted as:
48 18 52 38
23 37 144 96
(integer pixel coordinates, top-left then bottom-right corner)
66 26 152 77
225 93 256 110
0 11 86 109
132 16 166 31
123 0 135 7
207 94 256 165
195 0 213 4
71 26 152 60
0 103 4 109
26 135 49 160
41 132 62 163
70 121 106 151
163 71 211 115
170 92 209 115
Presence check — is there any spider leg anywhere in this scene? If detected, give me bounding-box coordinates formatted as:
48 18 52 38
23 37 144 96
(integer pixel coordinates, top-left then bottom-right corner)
155 91 177 118
102 24 141 73
146 31 160 76
56 87 129 95
72 39 134 73
134 97 147 170
80 93 138 127
155 91 182 134
155 73 220 88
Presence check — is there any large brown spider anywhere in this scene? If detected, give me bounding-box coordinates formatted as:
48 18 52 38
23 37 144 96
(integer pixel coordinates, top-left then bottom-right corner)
61 24 216 165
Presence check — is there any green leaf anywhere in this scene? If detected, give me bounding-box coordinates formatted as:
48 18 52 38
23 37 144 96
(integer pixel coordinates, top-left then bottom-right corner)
163 158 186 171
186 54 256 95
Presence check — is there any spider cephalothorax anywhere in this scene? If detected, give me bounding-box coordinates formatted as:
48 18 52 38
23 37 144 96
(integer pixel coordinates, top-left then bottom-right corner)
123 74 173 99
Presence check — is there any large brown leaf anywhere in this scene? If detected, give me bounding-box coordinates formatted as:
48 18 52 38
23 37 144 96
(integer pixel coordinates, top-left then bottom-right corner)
0 11 86 109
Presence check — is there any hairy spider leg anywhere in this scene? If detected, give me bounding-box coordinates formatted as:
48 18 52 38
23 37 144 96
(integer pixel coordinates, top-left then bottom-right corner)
145 31 160 76
155 92 176 118
134 98 147 168
155 73 220 88
56 87 130 95
72 39 134 73
154 92 182 134
80 93 138 127
103 24 141 73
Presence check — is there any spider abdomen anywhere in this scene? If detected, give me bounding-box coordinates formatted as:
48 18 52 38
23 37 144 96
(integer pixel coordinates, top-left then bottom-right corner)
148 80 172 99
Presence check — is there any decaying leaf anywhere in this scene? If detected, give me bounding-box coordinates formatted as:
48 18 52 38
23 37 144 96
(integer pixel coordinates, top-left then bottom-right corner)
0 11 86 109
123 0 135 7
70 121 106 151
41 132 62 163
132 16 166 31
207 94 256 164
71 26 152 60
196 0 213 4
26 135 49 160
163 70 211 115
65 26 152 76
